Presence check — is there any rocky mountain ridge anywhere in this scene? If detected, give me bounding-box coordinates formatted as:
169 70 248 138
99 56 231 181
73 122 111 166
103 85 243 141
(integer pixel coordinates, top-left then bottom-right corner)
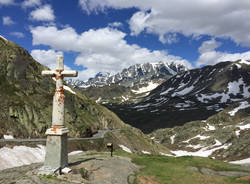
67 61 187 88
66 62 187 104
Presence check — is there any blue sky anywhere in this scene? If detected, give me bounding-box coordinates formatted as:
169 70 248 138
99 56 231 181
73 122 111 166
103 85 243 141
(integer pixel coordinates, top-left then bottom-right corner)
1 0 250 80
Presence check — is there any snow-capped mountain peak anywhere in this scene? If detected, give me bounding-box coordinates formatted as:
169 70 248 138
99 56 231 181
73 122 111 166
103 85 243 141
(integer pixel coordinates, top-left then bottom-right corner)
67 61 187 89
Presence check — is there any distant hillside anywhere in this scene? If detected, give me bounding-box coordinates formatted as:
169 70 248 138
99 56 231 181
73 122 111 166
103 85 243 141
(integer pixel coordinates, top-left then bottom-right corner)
105 60 250 133
151 99 250 161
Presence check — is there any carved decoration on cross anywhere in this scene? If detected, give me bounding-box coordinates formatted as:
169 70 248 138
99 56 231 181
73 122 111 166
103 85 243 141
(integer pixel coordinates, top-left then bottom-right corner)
42 55 78 130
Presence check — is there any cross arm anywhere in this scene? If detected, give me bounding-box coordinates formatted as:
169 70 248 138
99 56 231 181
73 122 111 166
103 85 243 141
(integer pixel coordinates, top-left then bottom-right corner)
42 70 55 76
62 70 78 77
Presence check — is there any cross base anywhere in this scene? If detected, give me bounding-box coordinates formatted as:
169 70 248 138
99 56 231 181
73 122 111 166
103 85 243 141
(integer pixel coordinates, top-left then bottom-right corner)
39 128 69 175
38 166 60 176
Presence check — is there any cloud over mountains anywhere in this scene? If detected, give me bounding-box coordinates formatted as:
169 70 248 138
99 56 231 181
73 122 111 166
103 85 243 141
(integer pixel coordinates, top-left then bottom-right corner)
79 0 250 46
30 26 191 80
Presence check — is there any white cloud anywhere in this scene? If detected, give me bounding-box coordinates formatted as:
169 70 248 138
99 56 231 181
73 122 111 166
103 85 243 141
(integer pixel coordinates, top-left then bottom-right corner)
30 4 55 21
129 11 150 36
30 26 192 80
30 49 72 70
159 33 179 44
108 22 123 28
10 32 25 38
198 39 221 54
21 0 41 8
79 0 250 46
0 0 14 5
196 39 250 66
2 16 14 25
78 0 90 14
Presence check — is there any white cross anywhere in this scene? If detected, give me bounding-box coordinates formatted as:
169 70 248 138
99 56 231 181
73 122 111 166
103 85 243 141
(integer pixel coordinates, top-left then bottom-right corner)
42 55 78 127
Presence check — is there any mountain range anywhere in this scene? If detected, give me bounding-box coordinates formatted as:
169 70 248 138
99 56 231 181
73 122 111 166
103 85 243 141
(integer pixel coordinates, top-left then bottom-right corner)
104 60 250 132
67 61 187 104
67 61 187 88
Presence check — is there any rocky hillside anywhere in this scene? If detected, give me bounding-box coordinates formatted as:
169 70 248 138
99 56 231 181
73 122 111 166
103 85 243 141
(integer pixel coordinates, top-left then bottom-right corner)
0 37 128 138
67 62 187 104
150 99 250 161
105 60 250 133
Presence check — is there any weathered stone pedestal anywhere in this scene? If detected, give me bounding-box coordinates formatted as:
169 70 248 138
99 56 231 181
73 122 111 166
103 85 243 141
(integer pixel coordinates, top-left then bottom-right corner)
38 127 69 175
44 127 69 169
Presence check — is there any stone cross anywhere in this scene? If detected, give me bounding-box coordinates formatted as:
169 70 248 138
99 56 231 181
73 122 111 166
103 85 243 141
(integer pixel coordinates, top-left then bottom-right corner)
39 55 78 175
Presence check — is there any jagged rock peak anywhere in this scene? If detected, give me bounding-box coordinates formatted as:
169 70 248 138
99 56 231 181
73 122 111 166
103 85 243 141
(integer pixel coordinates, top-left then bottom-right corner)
67 61 188 88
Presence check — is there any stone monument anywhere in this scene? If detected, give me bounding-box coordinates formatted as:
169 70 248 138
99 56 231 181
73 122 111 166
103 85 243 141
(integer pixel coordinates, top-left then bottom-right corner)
39 55 78 175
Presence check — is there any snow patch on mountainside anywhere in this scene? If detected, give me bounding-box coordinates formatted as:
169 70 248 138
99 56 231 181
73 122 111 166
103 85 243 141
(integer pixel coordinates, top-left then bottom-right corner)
239 59 250 65
170 134 176 144
172 85 194 97
228 101 250 116
202 124 216 131
119 145 132 153
64 85 76 94
235 123 250 137
183 135 210 143
142 150 151 154
160 87 174 95
0 145 95 170
186 144 203 149
175 103 191 108
171 142 232 157
234 63 242 69
230 158 250 164
3 135 14 139
197 78 250 103
131 82 159 94
228 78 243 95
237 123 250 130
0 145 45 170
